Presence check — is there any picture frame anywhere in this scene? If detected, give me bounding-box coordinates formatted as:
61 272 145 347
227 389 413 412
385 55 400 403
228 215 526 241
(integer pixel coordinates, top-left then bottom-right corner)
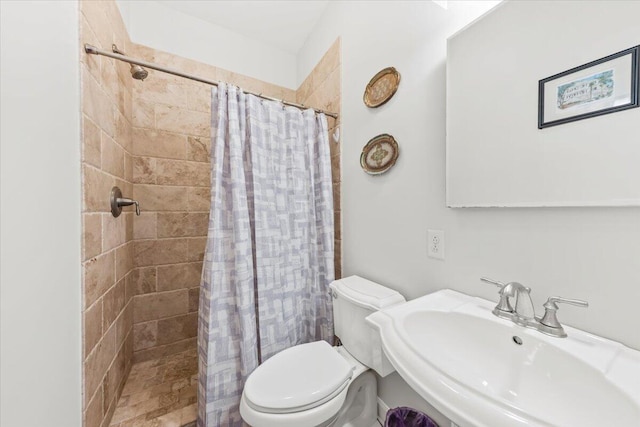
538 46 639 129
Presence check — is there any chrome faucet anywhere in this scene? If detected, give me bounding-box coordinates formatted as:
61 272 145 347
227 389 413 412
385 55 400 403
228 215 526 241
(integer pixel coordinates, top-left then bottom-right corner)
481 278 536 327
503 282 536 325
480 277 588 338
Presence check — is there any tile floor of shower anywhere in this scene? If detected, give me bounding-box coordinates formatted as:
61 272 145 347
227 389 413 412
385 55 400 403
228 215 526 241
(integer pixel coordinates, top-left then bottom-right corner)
109 348 198 427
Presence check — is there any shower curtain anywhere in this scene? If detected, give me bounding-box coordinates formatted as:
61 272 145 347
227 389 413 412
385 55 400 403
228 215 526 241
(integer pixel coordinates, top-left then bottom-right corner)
198 83 335 426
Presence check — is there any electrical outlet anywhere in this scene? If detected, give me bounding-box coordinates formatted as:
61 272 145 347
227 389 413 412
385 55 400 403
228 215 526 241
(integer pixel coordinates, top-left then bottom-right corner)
427 229 445 260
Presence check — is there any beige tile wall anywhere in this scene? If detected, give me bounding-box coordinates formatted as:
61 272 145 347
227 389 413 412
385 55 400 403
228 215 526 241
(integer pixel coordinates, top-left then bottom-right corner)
80 1 135 426
296 38 342 278
128 43 298 362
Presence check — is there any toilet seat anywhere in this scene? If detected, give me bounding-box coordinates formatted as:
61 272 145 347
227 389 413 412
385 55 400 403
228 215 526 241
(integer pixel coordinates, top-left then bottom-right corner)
240 342 371 427
240 384 350 427
243 341 353 413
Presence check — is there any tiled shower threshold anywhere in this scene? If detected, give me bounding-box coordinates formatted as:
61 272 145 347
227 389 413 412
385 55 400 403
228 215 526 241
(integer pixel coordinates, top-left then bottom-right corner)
109 348 198 427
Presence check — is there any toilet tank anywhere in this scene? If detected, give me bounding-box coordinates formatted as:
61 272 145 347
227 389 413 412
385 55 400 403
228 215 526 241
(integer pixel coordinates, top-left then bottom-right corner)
329 276 405 377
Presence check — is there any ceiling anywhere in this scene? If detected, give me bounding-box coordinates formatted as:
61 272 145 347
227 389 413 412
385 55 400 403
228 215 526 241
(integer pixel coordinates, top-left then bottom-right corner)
155 1 330 54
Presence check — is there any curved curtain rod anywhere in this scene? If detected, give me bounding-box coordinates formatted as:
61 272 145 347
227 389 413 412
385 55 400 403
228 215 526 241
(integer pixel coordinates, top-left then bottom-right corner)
84 43 339 119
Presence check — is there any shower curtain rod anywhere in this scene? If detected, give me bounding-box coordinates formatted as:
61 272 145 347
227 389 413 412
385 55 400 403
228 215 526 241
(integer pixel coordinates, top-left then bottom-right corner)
84 44 339 119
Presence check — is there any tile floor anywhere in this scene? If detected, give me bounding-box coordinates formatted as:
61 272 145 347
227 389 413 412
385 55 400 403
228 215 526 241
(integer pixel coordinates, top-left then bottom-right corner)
109 348 198 427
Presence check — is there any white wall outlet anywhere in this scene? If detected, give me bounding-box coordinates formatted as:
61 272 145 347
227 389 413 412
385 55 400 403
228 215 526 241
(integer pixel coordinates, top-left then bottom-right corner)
428 229 445 260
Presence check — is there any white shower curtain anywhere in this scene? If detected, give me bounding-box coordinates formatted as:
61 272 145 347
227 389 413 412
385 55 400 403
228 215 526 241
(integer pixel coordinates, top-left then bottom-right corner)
198 84 335 426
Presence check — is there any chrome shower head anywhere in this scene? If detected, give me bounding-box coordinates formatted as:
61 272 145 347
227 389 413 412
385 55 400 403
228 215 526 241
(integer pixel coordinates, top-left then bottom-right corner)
130 64 148 81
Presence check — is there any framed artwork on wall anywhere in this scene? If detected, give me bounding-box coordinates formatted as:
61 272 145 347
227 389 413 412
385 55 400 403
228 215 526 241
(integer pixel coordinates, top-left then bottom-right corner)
447 0 640 207
538 45 639 129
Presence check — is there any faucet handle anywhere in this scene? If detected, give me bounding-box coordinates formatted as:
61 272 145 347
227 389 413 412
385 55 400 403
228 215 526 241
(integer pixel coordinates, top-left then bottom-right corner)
539 296 588 335
481 277 530 293
545 296 588 309
480 277 507 289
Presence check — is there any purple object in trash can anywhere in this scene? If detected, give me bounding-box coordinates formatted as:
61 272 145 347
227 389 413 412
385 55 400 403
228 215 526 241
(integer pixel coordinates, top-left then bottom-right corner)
384 407 439 427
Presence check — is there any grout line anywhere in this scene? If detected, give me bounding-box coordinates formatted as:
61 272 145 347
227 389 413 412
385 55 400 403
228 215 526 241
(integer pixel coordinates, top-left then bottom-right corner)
88 320 132 419
133 260 205 269
134 210 210 214
82 162 132 184
100 130 129 171
131 156 211 167
80 63 129 144
132 337 197 362
133 236 205 243
145 233 207 240
82 112 136 159
132 183 210 188
82 294 103 321
83 378 102 413
83 236 132 265
133 260 204 270
131 125 210 141
132 309 198 326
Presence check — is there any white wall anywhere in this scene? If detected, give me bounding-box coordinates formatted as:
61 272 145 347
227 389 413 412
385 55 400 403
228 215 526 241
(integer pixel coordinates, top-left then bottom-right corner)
116 0 298 89
299 0 640 421
447 1 640 207
0 1 82 426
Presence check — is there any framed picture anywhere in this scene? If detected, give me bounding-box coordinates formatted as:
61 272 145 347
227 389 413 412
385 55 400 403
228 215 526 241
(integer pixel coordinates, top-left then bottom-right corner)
538 46 639 129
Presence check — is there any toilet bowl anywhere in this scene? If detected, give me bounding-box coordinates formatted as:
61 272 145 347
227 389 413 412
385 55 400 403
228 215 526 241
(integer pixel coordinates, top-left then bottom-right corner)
240 342 376 427
240 276 406 427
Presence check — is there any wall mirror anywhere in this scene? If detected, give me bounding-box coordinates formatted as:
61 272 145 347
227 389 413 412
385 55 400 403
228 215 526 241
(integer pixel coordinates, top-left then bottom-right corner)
446 0 640 207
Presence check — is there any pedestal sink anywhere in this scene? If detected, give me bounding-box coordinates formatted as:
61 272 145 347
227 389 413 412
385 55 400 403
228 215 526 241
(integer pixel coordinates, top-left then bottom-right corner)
366 290 640 427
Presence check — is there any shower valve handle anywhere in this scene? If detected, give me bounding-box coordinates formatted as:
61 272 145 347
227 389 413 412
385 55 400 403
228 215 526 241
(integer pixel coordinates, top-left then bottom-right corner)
117 198 140 216
110 186 140 217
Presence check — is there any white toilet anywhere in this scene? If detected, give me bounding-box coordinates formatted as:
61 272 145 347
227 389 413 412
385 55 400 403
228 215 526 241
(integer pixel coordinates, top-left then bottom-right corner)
240 276 406 427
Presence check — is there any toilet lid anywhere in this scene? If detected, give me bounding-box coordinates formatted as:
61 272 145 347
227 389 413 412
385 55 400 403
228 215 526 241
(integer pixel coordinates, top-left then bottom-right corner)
243 341 353 413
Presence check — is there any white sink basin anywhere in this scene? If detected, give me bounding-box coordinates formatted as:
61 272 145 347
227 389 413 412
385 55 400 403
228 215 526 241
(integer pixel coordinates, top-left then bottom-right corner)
366 289 640 427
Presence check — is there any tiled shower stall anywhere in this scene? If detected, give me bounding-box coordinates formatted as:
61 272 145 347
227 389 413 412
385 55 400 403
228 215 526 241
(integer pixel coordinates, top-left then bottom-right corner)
80 1 341 425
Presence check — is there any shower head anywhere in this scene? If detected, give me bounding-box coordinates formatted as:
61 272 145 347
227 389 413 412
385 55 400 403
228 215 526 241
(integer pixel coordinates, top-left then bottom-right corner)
130 64 149 81
111 44 149 81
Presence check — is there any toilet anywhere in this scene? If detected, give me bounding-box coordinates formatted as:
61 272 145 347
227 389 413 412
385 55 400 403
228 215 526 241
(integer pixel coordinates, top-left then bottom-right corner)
240 275 406 427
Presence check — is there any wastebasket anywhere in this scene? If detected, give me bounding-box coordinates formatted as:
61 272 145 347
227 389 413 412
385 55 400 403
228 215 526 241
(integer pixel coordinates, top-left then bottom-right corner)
384 407 439 427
